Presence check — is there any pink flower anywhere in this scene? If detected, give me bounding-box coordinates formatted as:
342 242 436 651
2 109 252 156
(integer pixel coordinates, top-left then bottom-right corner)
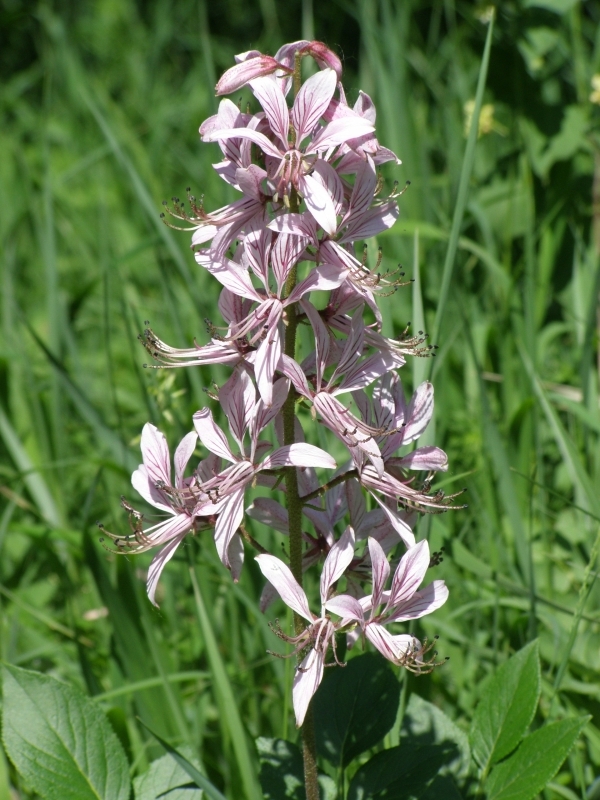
106 423 213 606
203 69 375 234
255 526 355 726
325 538 448 669
192 371 337 573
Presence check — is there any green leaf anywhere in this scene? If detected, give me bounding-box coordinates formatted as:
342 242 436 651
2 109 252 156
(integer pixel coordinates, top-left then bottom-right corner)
134 748 204 800
470 641 540 774
313 653 401 767
256 738 336 800
1 664 130 800
401 694 471 780
485 717 590 800
139 719 226 800
347 742 455 800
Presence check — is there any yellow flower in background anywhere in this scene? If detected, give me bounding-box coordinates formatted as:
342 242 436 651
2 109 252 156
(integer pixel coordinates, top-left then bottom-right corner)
590 74 600 105
463 100 507 137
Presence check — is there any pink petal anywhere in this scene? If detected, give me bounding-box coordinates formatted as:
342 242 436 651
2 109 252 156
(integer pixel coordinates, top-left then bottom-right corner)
292 68 337 144
394 446 448 472
227 533 245 582
255 555 313 621
293 648 324 727
387 539 430 610
140 423 171 486
298 173 338 235
272 233 309 294
308 117 375 153
324 594 364 624
337 352 403 394
246 497 289 534
250 76 290 146
368 537 390 610
193 408 236 462
320 525 355 603
254 321 282 406
146 517 195 606
204 127 283 159
262 443 337 470
214 489 246 568
388 580 449 622
369 494 416 548
280 354 312 398
216 55 290 95
195 252 263 302
131 464 173 513
300 300 330 391
220 370 256 450
268 212 318 242
339 201 399 243
403 382 434 443
251 377 290 438
365 623 414 664
300 41 342 79
174 431 199 489
312 160 344 215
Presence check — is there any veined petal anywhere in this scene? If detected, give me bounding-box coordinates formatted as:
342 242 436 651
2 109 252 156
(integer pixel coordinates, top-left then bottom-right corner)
312 159 344 215
193 408 236 462
292 68 337 144
146 517 196 606
140 423 171 486
293 648 325 727
320 525 355 603
255 555 313 621
308 116 375 153
298 173 337 235
368 537 390 611
300 300 330 392
254 321 282 406
403 382 434 443
393 446 449 472
262 443 337 470
220 369 256 450
214 488 246 568
250 75 290 146
174 431 198 489
246 497 289 534
324 593 364 624
216 55 289 95
280 354 312 398
268 212 318 243
272 233 309 294
365 623 414 664
336 352 403 395
204 127 283 159
339 200 399 243
386 539 430 610
369 493 416 548
387 580 449 622
195 252 263 302
132 464 173 514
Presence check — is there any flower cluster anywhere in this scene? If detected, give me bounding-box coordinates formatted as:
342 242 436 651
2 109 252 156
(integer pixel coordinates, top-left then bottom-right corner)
106 39 456 728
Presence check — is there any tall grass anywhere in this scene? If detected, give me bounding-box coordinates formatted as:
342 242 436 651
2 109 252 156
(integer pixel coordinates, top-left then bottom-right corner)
1 1 599 796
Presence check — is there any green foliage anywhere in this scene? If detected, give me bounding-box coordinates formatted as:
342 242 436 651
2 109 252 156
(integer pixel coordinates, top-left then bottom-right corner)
1 0 598 797
313 652 401 768
2 664 130 800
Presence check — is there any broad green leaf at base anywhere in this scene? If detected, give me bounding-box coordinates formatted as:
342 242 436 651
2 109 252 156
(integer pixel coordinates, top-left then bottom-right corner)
1 664 130 800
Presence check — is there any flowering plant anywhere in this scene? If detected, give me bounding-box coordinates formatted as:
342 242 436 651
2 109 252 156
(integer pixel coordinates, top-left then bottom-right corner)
106 39 458 799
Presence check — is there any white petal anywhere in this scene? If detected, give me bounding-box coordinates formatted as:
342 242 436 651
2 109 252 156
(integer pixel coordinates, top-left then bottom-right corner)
255 555 313 621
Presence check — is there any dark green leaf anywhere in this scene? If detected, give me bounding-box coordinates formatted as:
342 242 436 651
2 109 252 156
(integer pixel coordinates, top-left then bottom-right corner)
134 748 204 800
313 653 401 767
470 641 540 772
1 664 130 800
401 694 470 780
485 717 590 800
256 738 335 800
347 742 454 800
138 718 226 800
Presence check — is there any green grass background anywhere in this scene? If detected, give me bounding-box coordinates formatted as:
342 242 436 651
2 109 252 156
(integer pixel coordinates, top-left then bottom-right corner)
1 0 599 796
